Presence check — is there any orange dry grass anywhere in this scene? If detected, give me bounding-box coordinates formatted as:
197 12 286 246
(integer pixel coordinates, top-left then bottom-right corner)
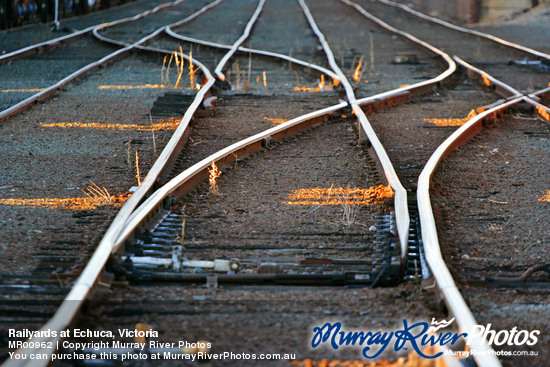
41 117 180 131
424 109 477 127
293 86 322 92
188 51 196 89
283 185 393 206
352 55 364 83
294 75 337 92
535 105 550 121
208 161 222 195
539 190 550 202
2 88 45 93
98 84 168 90
264 117 290 125
0 196 128 210
0 183 130 210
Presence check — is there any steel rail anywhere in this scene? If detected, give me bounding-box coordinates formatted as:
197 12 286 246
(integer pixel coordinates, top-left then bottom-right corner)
0 29 90 63
0 0 209 122
1 37 140 123
298 0 409 264
3 2 265 364
452 56 523 98
0 0 186 63
417 98 522 367
528 86 550 107
213 0 265 81
340 0 457 106
376 0 550 61
530 86 550 99
0 47 125 122
164 28 340 81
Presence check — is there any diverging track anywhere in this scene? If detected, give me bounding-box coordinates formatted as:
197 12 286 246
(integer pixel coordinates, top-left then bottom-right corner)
3 0 549 366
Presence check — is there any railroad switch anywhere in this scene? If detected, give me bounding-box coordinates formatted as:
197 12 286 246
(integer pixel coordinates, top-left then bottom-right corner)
371 212 402 287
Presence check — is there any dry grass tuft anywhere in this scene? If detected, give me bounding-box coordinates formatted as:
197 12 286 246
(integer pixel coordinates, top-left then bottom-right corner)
208 161 222 195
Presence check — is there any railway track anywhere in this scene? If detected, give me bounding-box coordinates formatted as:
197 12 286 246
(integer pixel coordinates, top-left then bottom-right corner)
354 0 550 93
1 0 548 366
0 0 176 53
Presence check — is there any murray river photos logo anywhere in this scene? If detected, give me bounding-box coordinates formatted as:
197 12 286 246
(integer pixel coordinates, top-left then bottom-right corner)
311 318 540 359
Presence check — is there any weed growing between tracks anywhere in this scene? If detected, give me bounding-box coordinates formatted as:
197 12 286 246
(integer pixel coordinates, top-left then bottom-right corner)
135 150 142 186
335 186 360 227
208 161 222 196
160 48 198 90
284 185 394 227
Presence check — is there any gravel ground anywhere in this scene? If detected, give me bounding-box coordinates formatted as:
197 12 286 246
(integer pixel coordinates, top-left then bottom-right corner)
179 117 384 265
248 0 330 67
84 283 440 366
389 0 550 55
164 93 340 180
169 0 259 45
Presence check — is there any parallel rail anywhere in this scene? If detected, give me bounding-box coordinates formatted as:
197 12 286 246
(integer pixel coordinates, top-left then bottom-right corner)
0 0 199 122
376 0 550 62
